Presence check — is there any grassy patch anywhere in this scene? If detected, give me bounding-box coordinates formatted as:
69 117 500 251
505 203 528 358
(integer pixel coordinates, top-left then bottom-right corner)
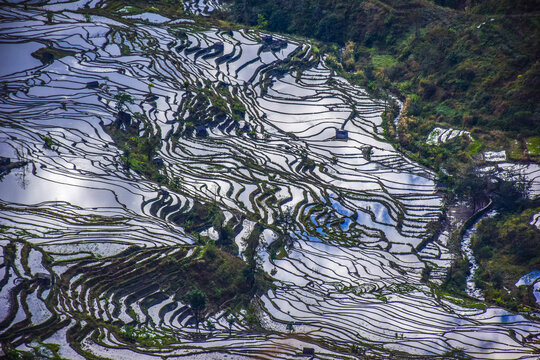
371 54 397 70
436 289 487 310
104 112 165 184
276 246 287 259
39 134 58 150
526 136 540 156
508 139 524 160
466 140 483 157
99 0 186 20
119 325 177 347
434 104 460 119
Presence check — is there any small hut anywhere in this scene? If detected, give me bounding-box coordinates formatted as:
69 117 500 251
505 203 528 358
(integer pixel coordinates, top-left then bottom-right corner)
335 129 348 140
86 81 99 89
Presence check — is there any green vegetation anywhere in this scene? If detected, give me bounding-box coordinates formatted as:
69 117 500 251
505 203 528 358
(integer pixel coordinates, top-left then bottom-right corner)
371 54 397 70
434 287 487 310
5 349 35 360
526 136 540 156
31 47 75 64
105 92 169 184
471 205 540 310
441 175 534 302
66 243 269 334
39 134 57 150
119 325 177 346
286 321 294 332
227 315 235 334
163 243 269 312
4 342 65 360
46 11 54 23
103 0 186 20
176 81 247 131
184 289 208 331
0 236 268 352
106 116 164 183
114 91 134 112
256 13 268 29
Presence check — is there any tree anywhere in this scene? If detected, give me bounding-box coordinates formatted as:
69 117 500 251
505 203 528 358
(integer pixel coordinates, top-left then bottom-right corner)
206 319 215 335
491 172 530 211
256 13 268 30
277 206 294 232
286 321 294 332
114 92 134 112
227 315 235 335
184 289 207 333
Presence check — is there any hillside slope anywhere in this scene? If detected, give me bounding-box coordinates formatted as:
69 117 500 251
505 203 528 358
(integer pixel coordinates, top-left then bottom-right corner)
223 0 540 311
225 0 540 168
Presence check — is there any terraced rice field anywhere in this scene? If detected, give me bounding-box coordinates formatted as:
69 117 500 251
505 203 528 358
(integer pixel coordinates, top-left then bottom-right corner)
1 1 539 358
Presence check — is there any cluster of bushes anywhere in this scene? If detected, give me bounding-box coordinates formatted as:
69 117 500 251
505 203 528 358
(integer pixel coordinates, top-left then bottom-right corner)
440 173 534 301
180 81 246 129
471 205 540 310
174 243 256 311
119 325 177 347
105 114 165 183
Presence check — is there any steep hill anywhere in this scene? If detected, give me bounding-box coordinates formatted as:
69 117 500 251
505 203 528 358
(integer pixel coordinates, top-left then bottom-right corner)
225 0 540 168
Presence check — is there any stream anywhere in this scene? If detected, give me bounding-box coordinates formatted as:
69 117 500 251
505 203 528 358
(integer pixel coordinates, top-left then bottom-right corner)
0 1 539 358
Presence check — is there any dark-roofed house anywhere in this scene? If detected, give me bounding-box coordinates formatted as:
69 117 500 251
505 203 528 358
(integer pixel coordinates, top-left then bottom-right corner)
86 81 99 89
335 129 348 140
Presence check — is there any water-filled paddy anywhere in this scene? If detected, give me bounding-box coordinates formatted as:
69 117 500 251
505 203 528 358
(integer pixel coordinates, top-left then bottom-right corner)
1 2 539 359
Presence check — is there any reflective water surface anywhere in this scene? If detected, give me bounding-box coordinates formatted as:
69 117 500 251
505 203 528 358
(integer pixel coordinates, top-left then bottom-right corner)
1 2 539 359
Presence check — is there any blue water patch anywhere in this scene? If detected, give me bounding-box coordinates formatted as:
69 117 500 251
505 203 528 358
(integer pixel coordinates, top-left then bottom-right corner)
297 230 322 243
370 202 393 225
330 198 354 217
316 227 326 235
341 218 351 231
